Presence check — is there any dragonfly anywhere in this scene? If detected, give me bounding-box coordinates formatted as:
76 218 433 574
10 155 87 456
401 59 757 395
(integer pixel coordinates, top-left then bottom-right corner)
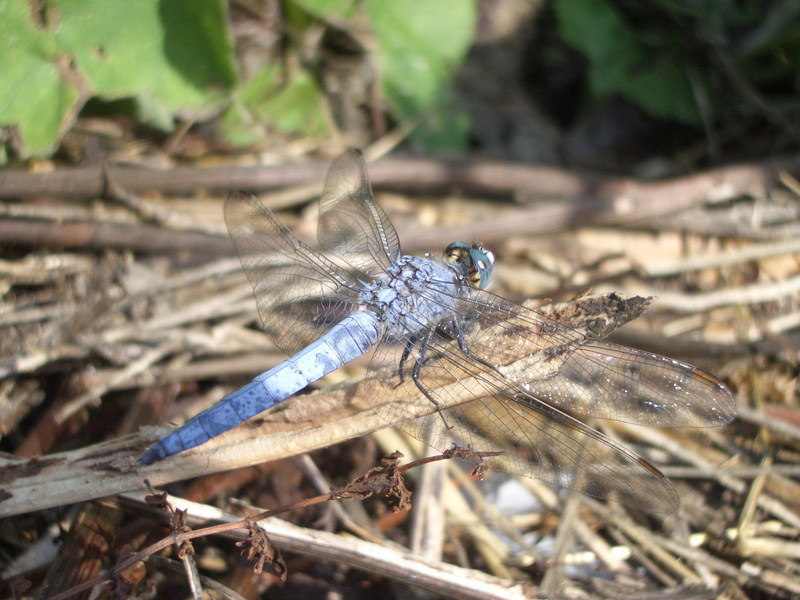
139 150 735 513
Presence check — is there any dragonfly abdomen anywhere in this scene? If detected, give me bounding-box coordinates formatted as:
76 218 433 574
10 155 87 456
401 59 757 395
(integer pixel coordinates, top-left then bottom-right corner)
139 311 382 464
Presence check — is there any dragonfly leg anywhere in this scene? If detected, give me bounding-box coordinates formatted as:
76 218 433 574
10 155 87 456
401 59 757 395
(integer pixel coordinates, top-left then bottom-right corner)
396 325 453 383
450 316 495 372
410 328 455 431
395 334 420 385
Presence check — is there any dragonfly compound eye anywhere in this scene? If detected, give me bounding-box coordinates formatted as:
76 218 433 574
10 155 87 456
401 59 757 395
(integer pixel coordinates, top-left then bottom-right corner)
443 242 494 289
469 246 494 289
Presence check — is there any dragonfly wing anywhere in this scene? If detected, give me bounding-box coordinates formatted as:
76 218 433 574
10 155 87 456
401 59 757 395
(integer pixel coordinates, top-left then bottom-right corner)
362 285 734 511
538 340 735 426
451 288 735 428
225 192 361 355
317 150 401 275
364 330 679 513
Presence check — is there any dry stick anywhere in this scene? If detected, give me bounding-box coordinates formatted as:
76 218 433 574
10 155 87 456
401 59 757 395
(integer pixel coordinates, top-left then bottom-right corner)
663 308 800 345
739 562 800 596
0 197 108 221
602 525 678 587
173 495 530 600
0 344 86 379
146 256 243 294
0 303 79 327
45 452 511 600
0 274 254 381
649 525 763 582
409 444 447 560
0 199 774 263
248 124 415 212
642 236 800 278
737 405 800 442
570 515 632 574
0 253 93 282
100 286 254 345
103 161 226 236
181 552 203 600
633 272 800 312
83 351 287 392
1 155 796 201
442 458 528 573
0 161 329 199
662 464 800 478
297 454 388 546
618 423 800 530
1 156 797 248
615 519 705 586
539 492 580 594
0 216 232 254
380 429 517 578
55 338 186 423
588 498 745 587
0 374 493 518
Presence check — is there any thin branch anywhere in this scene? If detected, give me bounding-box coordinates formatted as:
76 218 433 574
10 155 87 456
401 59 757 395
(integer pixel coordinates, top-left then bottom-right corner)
134 493 530 600
1 154 796 207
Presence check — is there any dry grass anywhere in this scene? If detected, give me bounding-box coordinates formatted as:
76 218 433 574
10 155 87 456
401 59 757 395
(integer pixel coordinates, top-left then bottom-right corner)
1 153 799 599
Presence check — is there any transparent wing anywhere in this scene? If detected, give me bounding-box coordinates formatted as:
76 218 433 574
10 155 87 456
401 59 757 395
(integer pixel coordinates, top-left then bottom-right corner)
535 340 736 426
451 287 736 428
365 328 679 513
363 288 734 512
317 150 401 276
225 192 361 355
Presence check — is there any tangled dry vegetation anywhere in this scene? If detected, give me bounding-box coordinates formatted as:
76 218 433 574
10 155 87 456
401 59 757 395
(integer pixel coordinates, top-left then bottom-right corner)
2 1 800 597
0 150 799 599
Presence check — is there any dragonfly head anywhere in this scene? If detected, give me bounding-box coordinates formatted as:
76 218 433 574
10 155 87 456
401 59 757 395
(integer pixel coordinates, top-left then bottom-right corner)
443 242 495 289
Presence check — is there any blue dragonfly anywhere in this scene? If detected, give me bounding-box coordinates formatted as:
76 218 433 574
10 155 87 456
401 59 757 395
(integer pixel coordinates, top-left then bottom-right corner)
139 150 735 512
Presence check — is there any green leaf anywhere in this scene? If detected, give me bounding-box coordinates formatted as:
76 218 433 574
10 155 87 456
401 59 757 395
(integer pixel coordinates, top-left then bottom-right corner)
0 0 238 158
220 67 279 147
410 89 471 152
256 70 326 136
53 0 236 113
555 0 701 124
0 2 80 156
220 66 327 146
365 0 476 150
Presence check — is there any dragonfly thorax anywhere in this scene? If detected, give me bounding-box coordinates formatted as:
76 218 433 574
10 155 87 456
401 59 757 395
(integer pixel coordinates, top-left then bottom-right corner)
359 255 460 341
